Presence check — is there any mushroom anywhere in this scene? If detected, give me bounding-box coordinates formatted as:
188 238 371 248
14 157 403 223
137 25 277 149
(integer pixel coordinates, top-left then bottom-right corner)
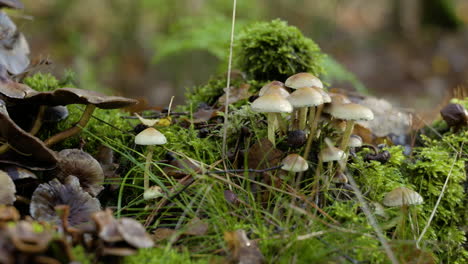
0 99 58 170
117 218 154 248
281 153 308 173
7 220 53 254
30 176 101 229
143 185 163 200
325 102 374 151
259 82 289 98
285 72 323 89
17 87 137 146
0 11 29 75
316 139 346 190
287 87 323 131
251 93 292 146
0 169 15 205
134 127 167 191
258 81 284 95
92 209 123 243
383 187 423 207
51 149 105 196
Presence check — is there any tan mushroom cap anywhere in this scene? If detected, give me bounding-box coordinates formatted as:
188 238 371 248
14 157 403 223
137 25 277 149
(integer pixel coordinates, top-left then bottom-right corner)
251 93 293 113
326 103 374 121
312 87 331 103
285 72 323 89
143 185 163 200
135 127 167 145
319 146 346 162
287 87 323 108
259 81 284 95
117 218 155 248
281 154 308 172
0 169 15 205
329 93 351 104
92 209 123 243
383 187 423 207
259 84 290 98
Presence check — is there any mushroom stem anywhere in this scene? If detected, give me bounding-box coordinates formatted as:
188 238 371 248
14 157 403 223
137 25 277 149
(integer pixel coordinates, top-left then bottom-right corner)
30 105 46 136
340 120 355 152
303 105 322 161
0 143 9 155
298 107 308 130
44 105 97 147
143 146 154 191
276 113 287 135
267 113 276 146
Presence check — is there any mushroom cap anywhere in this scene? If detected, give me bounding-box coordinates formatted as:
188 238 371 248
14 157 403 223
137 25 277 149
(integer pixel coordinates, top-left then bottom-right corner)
117 218 154 248
43 105 69 123
135 127 167 145
329 93 351 104
92 209 123 243
281 154 308 172
319 146 346 162
0 0 23 9
251 93 293 113
0 169 15 205
0 65 36 101
348 135 363 148
259 84 290 98
52 149 104 196
0 100 58 170
332 171 348 184
326 103 374 121
285 72 323 89
313 87 331 103
22 87 138 109
30 176 101 228
383 187 423 207
287 87 323 108
2 165 37 181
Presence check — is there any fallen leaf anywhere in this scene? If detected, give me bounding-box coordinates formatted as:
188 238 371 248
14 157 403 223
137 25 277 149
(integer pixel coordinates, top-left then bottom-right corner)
184 217 209 236
247 138 283 170
218 84 252 106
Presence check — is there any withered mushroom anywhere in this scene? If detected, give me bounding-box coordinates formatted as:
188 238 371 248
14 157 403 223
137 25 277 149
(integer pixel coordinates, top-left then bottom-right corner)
117 218 154 249
0 0 24 9
30 176 101 228
7 220 53 254
0 169 15 205
19 87 137 146
51 149 104 196
0 99 58 170
92 209 122 243
0 11 29 74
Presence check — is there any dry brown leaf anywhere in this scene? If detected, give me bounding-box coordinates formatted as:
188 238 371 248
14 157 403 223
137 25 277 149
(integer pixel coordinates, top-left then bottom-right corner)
184 217 209 236
218 84 252 106
247 138 283 170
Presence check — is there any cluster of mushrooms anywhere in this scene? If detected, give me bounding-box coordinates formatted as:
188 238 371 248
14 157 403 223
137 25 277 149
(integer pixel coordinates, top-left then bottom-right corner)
251 72 424 208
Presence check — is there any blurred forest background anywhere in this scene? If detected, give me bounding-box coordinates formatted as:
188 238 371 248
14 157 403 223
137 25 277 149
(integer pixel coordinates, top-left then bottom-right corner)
15 0 468 108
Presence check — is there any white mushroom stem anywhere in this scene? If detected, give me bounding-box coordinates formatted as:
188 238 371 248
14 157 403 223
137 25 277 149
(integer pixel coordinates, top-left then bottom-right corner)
340 120 355 151
267 113 276 146
143 146 154 191
298 107 308 130
303 105 322 161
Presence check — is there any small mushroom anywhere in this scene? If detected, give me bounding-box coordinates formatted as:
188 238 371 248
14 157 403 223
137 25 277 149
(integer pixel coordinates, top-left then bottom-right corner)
92 209 123 243
285 72 323 89
30 176 101 229
287 87 323 130
286 130 306 149
440 103 467 130
259 83 289 98
251 93 292 146
383 187 423 207
51 149 104 196
281 154 308 173
117 218 155 249
7 220 53 254
143 185 163 200
135 127 167 191
0 169 15 205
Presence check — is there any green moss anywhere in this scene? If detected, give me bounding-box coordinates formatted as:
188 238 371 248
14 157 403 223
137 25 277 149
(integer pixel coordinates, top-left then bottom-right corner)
72 246 93 264
235 19 326 82
407 131 467 263
23 72 75 92
124 247 208 264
